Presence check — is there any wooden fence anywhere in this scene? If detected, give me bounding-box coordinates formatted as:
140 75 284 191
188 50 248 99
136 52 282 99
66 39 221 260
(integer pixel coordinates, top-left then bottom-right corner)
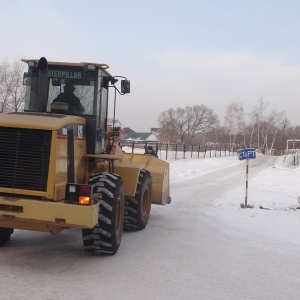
119 141 238 160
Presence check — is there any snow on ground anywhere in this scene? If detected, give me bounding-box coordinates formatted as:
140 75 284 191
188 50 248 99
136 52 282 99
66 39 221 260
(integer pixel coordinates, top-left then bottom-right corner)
206 154 300 246
169 151 300 246
124 146 300 246
169 154 243 183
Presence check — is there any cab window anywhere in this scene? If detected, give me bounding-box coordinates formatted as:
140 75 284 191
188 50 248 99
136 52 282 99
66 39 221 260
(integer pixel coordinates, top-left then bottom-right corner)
47 67 97 115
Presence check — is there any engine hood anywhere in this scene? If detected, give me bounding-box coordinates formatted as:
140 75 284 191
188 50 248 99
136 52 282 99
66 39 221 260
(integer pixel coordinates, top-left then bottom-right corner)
0 112 85 130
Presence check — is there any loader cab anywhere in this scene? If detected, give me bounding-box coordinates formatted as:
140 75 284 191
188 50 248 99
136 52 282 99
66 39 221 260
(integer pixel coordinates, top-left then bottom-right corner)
22 58 130 154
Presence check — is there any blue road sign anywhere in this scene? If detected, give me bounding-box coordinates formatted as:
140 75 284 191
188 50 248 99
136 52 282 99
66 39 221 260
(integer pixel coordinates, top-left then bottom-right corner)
238 148 256 160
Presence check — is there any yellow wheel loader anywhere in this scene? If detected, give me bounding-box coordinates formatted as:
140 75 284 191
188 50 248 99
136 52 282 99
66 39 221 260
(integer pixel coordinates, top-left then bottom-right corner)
0 57 171 255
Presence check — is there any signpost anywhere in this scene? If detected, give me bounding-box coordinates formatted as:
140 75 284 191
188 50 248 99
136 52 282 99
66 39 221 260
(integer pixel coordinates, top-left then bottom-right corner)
238 148 256 207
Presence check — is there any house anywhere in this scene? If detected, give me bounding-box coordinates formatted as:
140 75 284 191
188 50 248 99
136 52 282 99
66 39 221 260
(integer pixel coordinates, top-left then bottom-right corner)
110 121 161 142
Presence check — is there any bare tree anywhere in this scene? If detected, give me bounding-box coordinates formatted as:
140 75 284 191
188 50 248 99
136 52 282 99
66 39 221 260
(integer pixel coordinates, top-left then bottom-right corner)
246 99 289 152
249 98 268 148
0 58 25 113
260 111 276 151
224 102 245 147
158 127 180 143
158 105 219 145
269 111 288 151
0 59 12 112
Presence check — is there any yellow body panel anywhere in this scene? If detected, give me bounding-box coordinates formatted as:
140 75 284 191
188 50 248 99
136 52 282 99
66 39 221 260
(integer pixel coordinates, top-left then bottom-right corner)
85 154 143 197
85 150 171 205
0 196 99 233
0 113 84 130
114 161 145 197
53 134 86 200
0 113 87 201
0 113 92 233
120 153 171 205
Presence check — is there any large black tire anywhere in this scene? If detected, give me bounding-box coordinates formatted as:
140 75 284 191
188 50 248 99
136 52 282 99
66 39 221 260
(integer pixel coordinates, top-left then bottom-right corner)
123 169 152 231
0 228 14 246
82 173 124 255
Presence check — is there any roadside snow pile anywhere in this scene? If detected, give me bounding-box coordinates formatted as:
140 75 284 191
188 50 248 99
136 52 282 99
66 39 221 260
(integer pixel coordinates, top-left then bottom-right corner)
279 152 300 168
170 155 242 183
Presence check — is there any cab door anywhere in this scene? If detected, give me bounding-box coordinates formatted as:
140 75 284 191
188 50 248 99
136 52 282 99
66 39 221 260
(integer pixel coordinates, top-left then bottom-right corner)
95 72 109 154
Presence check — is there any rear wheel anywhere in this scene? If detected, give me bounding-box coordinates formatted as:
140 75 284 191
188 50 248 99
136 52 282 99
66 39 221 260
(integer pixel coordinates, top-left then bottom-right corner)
124 169 152 231
0 228 14 246
82 173 124 255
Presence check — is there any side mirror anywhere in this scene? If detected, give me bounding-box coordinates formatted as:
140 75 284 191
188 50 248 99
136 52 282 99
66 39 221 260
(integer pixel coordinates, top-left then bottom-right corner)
121 80 130 94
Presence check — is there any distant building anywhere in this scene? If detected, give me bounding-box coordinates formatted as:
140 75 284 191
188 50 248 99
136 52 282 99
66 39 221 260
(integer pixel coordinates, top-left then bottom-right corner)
109 122 162 142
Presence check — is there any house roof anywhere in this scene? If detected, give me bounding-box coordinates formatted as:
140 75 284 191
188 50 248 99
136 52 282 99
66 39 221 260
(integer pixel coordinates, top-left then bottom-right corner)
123 132 158 141
121 127 136 134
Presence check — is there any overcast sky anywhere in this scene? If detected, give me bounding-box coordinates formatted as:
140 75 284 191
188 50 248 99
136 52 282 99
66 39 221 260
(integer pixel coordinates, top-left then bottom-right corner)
1 0 300 131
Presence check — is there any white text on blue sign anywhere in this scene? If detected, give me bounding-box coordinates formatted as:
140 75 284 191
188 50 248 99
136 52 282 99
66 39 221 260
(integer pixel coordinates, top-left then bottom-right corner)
238 148 256 160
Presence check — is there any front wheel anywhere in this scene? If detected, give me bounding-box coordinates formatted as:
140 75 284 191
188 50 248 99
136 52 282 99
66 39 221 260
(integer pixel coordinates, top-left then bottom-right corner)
124 169 152 231
82 173 124 255
0 228 14 246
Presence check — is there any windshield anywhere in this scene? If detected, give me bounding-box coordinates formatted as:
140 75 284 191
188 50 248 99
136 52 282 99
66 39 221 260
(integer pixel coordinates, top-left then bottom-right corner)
48 67 96 115
24 65 98 115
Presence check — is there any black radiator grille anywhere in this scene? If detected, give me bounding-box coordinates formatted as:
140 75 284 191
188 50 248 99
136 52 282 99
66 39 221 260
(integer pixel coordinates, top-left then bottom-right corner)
0 127 51 191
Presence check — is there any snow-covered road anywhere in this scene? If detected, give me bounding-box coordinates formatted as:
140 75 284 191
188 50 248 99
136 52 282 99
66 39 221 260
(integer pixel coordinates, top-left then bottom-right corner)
1 155 300 300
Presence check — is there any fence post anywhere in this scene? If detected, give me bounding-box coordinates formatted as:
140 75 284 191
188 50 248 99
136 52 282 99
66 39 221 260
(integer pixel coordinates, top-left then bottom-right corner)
175 144 178 160
183 144 186 159
166 143 168 160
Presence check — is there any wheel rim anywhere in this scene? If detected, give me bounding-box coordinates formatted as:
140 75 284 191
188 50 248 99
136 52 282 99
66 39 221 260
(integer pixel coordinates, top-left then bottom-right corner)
141 187 150 217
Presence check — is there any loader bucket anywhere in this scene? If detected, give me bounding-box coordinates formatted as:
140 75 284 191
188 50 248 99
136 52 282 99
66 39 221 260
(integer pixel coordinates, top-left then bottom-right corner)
122 153 171 206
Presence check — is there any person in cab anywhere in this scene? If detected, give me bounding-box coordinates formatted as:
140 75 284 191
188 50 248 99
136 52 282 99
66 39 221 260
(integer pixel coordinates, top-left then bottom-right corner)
52 82 85 114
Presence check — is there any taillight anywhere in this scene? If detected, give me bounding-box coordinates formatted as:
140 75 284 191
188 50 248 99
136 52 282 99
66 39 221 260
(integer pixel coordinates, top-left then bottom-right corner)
79 196 90 205
80 185 91 194
65 184 92 205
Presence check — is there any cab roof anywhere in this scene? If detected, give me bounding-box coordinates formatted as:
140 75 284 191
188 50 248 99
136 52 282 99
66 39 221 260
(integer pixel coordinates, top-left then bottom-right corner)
21 59 112 76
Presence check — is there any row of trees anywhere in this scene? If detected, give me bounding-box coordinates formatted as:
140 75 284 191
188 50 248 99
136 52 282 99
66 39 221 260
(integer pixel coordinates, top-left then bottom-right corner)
158 98 292 152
